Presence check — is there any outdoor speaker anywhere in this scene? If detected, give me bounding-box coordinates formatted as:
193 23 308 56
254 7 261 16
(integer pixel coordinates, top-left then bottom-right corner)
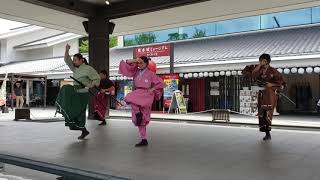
82 21 88 33
109 22 115 34
14 108 31 121
82 21 115 34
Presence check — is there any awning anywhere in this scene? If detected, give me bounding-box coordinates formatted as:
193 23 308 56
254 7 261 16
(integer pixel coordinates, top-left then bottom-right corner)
14 33 82 51
1 26 320 79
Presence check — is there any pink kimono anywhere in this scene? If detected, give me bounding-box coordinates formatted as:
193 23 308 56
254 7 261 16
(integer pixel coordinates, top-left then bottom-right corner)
119 60 166 138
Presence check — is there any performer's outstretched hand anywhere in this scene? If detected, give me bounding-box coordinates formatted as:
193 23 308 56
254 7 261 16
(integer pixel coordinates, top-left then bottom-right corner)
127 58 139 64
66 44 71 50
148 88 155 93
266 82 273 88
100 89 106 93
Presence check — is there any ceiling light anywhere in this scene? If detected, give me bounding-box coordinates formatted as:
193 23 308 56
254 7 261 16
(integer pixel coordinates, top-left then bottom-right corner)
105 1 110 5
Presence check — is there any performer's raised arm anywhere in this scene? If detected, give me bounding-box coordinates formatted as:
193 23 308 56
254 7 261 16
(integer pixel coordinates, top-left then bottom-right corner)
118 59 139 77
64 44 75 72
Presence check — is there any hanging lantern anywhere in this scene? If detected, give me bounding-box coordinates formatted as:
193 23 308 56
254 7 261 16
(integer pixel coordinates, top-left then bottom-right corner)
209 72 214 77
277 68 283 73
291 67 298 74
237 71 242 75
314 67 320 73
220 71 225 76
119 76 124 80
148 60 157 73
298 68 305 74
231 71 237 76
179 73 184 78
184 74 189 79
284 68 290 74
188 73 193 78
204 72 209 77
226 71 231 76
199 72 204 78
306 67 313 74
193 73 198 78
214 72 219 77
123 76 128 80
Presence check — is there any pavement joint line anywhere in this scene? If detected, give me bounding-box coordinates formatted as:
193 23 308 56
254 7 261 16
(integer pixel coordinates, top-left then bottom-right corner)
109 116 320 132
0 154 132 180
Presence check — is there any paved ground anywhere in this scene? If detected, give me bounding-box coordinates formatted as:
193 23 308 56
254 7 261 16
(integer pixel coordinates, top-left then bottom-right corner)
0 108 63 122
110 110 320 128
1 119 320 180
1 108 320 128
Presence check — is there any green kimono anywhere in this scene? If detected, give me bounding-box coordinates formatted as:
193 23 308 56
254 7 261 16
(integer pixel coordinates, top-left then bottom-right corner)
55 56 100 130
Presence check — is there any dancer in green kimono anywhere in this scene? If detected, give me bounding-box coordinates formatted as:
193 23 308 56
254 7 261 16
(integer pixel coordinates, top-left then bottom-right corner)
55 44 100 140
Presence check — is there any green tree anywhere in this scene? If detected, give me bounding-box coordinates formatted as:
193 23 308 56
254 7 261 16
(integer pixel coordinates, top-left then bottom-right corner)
124 39 136 46
134 32 156 45
78 36 118 53
79 38 89 53
193 28 206 38
167 33 188 41
180 33 188 40
109 36 118 48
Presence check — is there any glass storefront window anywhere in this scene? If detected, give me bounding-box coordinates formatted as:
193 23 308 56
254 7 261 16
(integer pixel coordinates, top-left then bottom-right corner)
179 22 216 39
124 34 137 46
216 16 260 35
312 6 320 23
124 28 179 46
261 8 311 29
154 28 179 42
124 6 320 47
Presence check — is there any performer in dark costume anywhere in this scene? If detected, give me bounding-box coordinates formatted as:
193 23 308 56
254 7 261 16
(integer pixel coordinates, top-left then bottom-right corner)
93 70 115 126
55 44 100 140
243 54 286 141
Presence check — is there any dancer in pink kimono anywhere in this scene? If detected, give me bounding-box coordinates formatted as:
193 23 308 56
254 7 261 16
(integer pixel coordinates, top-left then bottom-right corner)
119 56 166 147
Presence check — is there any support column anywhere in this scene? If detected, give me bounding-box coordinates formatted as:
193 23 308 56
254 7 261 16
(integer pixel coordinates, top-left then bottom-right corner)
170 44 174 74
44 77 47 108
87 16 110 119
26 80 30 107
11 74 14 109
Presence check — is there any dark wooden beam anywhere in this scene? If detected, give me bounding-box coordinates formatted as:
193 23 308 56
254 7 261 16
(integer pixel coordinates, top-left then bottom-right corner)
19 0 97 18
103 0 211 19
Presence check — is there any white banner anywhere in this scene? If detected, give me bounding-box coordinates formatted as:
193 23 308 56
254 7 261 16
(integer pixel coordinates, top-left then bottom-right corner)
0 73 8 106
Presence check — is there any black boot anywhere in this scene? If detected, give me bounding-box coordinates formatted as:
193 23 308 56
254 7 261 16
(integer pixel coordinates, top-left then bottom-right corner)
99 120 106 126
263 131 271 141
78 128 90 140
135 139 148 147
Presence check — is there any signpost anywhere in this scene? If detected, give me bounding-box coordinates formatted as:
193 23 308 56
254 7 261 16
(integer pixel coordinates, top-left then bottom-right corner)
135 44 171 57
168 90 187 114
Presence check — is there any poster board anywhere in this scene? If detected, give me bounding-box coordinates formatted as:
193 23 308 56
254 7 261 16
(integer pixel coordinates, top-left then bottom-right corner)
168 90 187 114
161 74 179 108
0 73 8 106
210 81 219 96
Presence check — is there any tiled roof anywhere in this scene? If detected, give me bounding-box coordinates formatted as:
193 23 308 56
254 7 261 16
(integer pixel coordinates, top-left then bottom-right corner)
1 26 320 75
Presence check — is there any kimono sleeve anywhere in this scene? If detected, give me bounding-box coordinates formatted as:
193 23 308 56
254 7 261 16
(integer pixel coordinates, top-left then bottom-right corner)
272 69 286 88
151 74 166 101
118 60 138 77
242 65 256 78
151 73 167 90
65 55 75 72
88 66 101 88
